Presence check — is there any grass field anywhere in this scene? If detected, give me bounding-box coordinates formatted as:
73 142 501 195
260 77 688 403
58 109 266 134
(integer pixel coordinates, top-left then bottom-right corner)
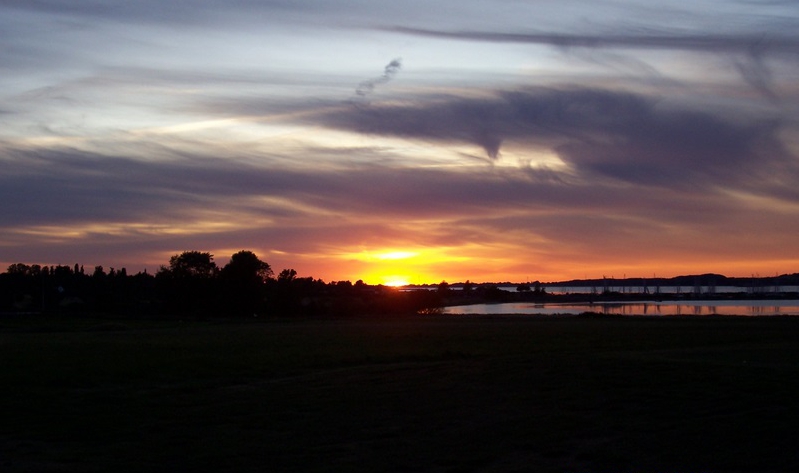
2 313 799 472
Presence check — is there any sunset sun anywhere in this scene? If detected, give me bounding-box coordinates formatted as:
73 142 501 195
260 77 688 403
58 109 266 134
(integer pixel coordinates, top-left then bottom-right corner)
383 277 411 287
348 249 421 286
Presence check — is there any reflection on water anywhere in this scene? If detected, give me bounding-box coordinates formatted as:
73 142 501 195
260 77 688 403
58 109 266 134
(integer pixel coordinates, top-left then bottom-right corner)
443 300 799 316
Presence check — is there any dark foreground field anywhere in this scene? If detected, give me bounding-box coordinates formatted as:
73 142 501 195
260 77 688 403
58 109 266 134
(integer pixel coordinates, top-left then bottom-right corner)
2 314 799 472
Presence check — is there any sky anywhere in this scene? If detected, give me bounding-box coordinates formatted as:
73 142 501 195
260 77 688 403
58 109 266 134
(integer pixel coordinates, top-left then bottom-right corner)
2 0 799 285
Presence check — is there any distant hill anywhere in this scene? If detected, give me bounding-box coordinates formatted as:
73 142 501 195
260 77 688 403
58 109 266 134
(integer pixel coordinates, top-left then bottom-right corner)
547 273 799 287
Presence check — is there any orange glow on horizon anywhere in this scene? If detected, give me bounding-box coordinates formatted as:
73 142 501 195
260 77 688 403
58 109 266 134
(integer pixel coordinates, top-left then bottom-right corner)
300 248 799 286
332 246 488 285
49 243 798 287
358 269 429 287
4 248 799 286
382 277 411 287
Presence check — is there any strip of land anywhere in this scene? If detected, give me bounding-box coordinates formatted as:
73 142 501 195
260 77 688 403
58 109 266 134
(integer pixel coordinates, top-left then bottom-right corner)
2 314 798 472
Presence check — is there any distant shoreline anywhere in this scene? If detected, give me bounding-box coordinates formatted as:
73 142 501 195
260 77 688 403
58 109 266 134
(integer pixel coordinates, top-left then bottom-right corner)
406 272 799 290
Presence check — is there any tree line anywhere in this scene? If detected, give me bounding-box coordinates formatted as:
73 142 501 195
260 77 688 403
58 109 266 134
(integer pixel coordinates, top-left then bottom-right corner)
0 250 443 317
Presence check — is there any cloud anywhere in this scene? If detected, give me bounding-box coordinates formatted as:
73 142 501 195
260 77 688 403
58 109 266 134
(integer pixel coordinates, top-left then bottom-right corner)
387 27 799 100
3 133 790 233
735 49 777 102
2 0 798 280
387 27 799 53
0 0 406 29
0 139 708 229
306 86 796 190
3 133 798 280
356 58 402 98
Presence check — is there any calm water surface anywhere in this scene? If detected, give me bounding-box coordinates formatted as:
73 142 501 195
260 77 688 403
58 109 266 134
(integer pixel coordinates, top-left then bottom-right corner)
443 300 799 316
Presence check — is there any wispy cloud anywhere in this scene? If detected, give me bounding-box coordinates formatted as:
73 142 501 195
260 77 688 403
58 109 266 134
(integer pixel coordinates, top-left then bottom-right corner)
387 26 799 101
356 58 402 98
304 86 796 190
387 26 799 55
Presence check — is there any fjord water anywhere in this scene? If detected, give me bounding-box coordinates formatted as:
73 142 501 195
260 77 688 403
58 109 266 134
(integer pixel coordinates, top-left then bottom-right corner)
505 285 799 295
444 300 799 316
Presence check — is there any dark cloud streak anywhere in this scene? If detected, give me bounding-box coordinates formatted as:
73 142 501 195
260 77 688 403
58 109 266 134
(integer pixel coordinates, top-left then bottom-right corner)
355 58 402 99
0 140 737 231
387 26 799 55
308 86 796 190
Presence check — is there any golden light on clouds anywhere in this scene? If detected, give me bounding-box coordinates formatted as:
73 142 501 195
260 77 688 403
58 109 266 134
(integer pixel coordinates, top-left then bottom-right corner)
342 247 476 265
375 250 418 260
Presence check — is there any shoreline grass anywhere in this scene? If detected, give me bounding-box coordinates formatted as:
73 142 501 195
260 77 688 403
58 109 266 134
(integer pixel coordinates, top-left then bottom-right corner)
3 314 799 472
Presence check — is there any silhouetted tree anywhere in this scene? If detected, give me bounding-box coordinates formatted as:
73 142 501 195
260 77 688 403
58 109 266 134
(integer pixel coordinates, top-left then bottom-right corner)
278 268 297 282
437 280 450 294
478 284 509 301
2 264 39 311
267 269 326 315
156 251 219 316
221 250 273 283
220 251 272 316
162 251 218 279
463 280 474 293
7 263 31 276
